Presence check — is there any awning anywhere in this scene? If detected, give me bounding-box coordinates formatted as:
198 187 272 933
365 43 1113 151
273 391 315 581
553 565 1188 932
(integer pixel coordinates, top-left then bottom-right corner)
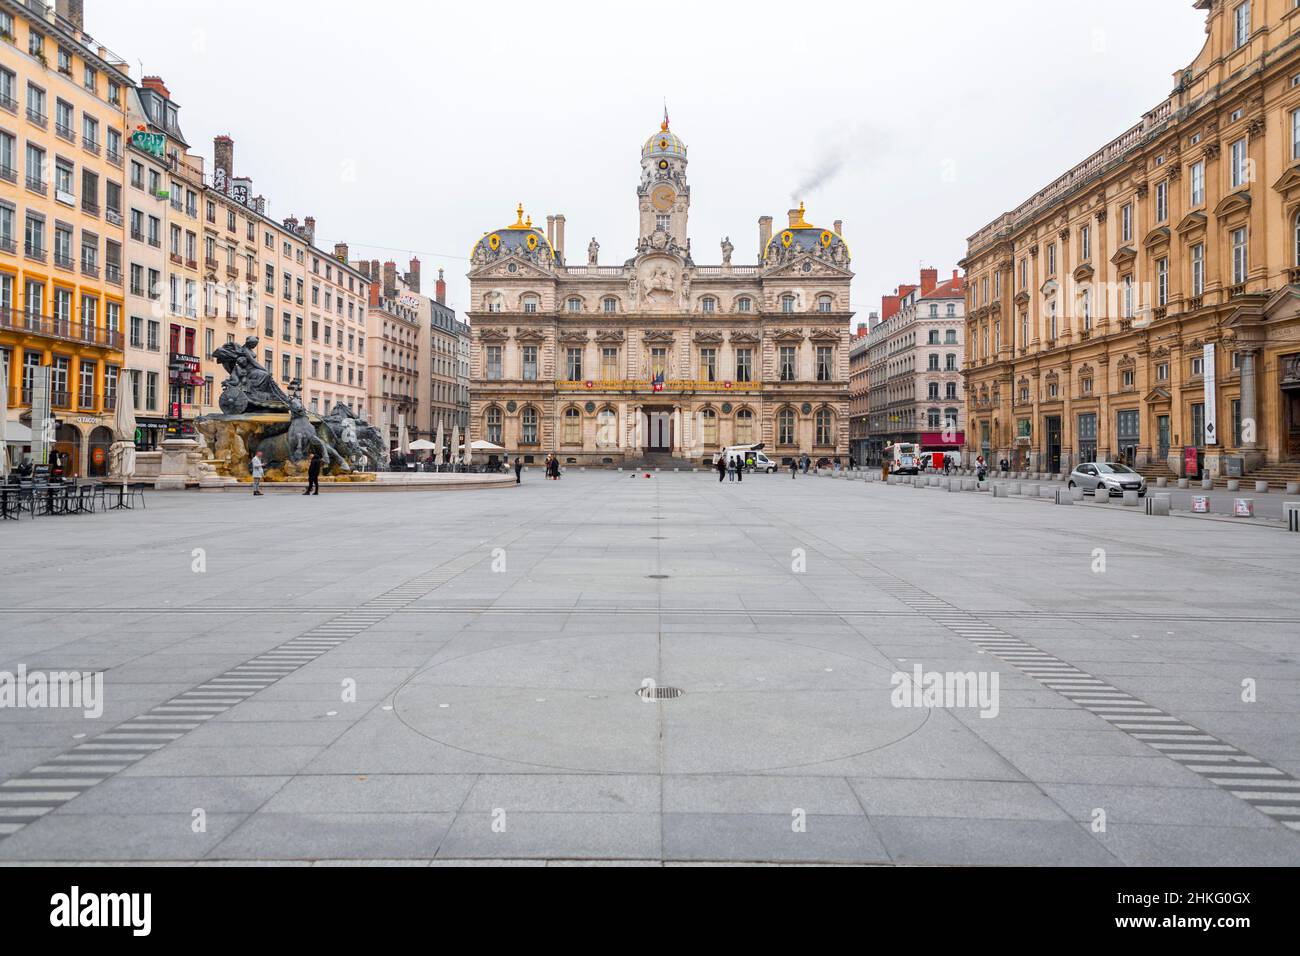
4 420 33 443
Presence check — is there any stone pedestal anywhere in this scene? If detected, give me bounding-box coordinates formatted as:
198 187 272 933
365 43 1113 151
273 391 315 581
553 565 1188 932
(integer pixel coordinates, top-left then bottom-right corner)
155 438 200 491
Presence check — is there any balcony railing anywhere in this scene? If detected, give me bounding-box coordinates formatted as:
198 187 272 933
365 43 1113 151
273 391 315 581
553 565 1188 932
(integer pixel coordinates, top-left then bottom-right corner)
55 122 75 143
0 308 125 350
0 163 15 184
26 107 47 129
53 252 73 270
25 175 47 196
105 264 122 284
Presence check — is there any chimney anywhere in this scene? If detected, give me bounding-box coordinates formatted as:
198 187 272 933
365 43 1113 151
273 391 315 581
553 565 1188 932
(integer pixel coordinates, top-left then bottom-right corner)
56 0 84 31
334 242 349 263
253 195 266 215
283 216 299 236
952 269 960 284
370 259 380 286
435 268 446 306
553 214 565 262
881 294 901 322
546 215 555 250
920 267 938 296
213 136 234 191
142 76 171 100
303 217 316 247
758 216 773 256
407 257 421 293
834 219 843 236
856 323 867 336
787 208 803 228
383 261 397 298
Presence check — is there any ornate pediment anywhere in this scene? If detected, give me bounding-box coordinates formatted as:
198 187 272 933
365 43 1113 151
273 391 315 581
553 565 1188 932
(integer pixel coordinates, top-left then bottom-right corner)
474 254 554 280
729 330 761 345
478 327 509 343
1040 278 1059 297
1214 189 1251 219
1117 353 1137 369
558 329 590 345
1272 163 1300 196
515 328 546 343
594 329 626 344
1072 263 1095 283
809 328 841 343
692 329 724 345
1014 290 1031 307
1176 211 1208 236
1153 345 1170 358
1144 386 1172 404
641 329 676 344
771 328 806 343
1142 226 1171 250
1078 363 1094 377
763 253 853 280
1110 245 1138 266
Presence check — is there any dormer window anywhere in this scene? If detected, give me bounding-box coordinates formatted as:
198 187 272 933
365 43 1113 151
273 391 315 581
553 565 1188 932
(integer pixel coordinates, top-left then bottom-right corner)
701 296 716 314
781 294 795 314
522 294 539 314
602 297 618 313
818 295 833 313
566 297 582 313
736 297 752 313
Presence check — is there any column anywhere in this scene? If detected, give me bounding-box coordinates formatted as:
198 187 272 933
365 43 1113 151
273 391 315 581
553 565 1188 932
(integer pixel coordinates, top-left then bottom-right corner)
1238 347 1261 468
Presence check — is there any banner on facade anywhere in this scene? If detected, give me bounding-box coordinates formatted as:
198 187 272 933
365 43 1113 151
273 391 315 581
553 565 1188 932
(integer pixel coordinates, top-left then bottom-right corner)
130 130 165 159
1203 342 1217 446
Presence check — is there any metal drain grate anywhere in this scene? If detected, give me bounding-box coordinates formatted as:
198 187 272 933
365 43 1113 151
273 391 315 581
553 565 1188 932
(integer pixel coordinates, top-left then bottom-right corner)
637 685 684 700
647 574 670 579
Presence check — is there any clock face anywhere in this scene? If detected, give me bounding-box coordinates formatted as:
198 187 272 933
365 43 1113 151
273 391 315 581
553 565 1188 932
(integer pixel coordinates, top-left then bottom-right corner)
651 185 676 212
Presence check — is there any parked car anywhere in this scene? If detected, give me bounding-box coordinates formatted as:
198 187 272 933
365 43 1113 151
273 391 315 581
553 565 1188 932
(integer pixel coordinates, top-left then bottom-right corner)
1067 462 1148 497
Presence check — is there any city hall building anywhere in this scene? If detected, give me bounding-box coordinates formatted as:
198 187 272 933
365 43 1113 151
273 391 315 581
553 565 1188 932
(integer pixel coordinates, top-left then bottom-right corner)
962 0 1300 481
466 117 853 466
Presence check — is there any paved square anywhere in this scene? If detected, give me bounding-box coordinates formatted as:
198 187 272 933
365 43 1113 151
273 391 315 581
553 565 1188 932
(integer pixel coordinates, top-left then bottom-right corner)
1 472 1298 865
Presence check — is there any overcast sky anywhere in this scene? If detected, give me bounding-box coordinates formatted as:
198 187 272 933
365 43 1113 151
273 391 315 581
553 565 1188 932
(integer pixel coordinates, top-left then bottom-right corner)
107 0 1208 318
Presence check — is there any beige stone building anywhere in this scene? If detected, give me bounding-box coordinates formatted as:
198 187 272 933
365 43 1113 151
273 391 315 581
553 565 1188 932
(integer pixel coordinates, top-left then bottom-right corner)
466 118 853 466
963 0 1300 481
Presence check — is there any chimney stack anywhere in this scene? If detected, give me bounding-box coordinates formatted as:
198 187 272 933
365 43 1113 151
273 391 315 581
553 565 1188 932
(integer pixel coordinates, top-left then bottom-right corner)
435 268 446 306
142 76 171 100
920 267 938 296
383 261 397 298
758 216 773 257
553 214 566 262
303 216 316 247
334 242 349 263
856 323 867 336
213 135 234 192
56 0 84 31
834 219 843 236
407 257 421 293
546 215 555 250
787 208 803 227
253 195 266 215
952 269 960 284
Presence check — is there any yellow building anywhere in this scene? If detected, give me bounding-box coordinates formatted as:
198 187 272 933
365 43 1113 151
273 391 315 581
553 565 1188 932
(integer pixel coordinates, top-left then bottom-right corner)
962 0 1300 483
1 0 129 476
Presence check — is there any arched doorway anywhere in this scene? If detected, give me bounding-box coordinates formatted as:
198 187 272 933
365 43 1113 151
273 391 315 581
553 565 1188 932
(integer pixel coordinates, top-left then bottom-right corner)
87 426 114 477
53 423 83 478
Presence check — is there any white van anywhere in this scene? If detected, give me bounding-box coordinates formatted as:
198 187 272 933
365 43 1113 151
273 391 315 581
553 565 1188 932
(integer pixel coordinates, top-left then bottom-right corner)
720 446 778 474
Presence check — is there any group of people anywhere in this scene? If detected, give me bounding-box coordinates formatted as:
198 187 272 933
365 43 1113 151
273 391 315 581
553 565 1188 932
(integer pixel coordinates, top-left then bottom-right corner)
715 453 748 482
543 453 563 480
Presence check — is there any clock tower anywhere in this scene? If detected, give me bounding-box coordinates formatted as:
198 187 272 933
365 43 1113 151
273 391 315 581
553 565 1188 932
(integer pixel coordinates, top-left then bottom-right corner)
638 112 690 252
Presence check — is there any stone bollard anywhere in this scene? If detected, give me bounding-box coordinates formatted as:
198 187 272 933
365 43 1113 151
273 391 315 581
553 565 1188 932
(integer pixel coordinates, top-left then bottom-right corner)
1285 502 1300 533
992 484 1008 498
1255 481 1270 494
1094 491 1109 504
1071 486 1084 501
914 476 926 489
1056 488 1074 506
948 479 962 493
963 478 978 490
1040 486 1056 499
1156 477 1168 488
1123 490 1139 507
1177 478 1188 488
1146 494 1171 516
1007 482 1021 495
1226 479 1239 492
1233 498 1255 518
1201 478 1213 490
1023 484 1038 497
1288 482 1300 496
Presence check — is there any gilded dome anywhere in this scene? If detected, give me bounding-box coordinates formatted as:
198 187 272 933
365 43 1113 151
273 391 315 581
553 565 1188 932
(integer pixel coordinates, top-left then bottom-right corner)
642 118 687 160
763 203 850 263
472 204 555 261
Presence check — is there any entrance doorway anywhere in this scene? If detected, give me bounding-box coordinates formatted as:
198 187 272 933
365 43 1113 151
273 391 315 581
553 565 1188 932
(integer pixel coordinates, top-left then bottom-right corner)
1044 416 1062 474
643 409 673 453
1157 415 1171 465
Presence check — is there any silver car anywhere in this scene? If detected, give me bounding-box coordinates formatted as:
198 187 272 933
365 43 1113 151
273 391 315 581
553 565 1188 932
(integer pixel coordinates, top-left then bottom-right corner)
1068 461 1148 497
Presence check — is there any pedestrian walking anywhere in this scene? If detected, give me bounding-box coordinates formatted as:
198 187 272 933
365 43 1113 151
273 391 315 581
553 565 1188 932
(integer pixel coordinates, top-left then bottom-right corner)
716 454 726 483
251 451 265 496
802 454 811 474
736 454 744 482
303 451 321 496
514 456 523 484
790 458 798 480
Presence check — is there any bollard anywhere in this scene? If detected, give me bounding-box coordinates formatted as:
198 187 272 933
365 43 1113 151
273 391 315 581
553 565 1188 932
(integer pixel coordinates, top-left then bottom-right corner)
1123 490 1139 507
1094 491 1109 504
1056 488 1073 506
914 476 926 489
948 479 962 493
1040 486 1056 499
1233 498 1254 518
1071 486 1084 501
992 484 1008 498
1156 477 1168 488
1023 484 1038 497
1201 478 1213 490
1007 482 1021 495
1146 494 1171 516
1285 502 1300 532
1177 478 1189 489
1255 481 1270 494
1288 482 1300 496
963 478 978 490
1226 479 1239 492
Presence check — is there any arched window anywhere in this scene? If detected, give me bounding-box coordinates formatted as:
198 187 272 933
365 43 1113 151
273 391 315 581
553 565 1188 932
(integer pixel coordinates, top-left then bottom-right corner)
521 406 538 445
602 297 618 313
778 408 796 445
521 294 540 314
781 294 796 314
566 297 582 313
927 408 941 429
736 296 752 313
701 408 717 446
700 297 716 314
815 408 833 446
736 408 754 445
944 408 959 428
596 408 617 448
485 406 503 445
818 294 833 313
563 406 581 444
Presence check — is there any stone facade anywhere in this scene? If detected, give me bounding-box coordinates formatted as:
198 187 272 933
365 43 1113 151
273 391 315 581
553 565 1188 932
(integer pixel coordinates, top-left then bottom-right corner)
466 119 853 465
962 0 1300 477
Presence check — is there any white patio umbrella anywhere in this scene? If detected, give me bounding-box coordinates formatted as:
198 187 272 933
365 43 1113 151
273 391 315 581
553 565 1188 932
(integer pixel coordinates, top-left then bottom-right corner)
470 439 506 452
450 423 461 466
0 355 9 478
397 414 410 458
435 419 445 465
111 369 137 478
464 430 474 468
408 439 437 451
